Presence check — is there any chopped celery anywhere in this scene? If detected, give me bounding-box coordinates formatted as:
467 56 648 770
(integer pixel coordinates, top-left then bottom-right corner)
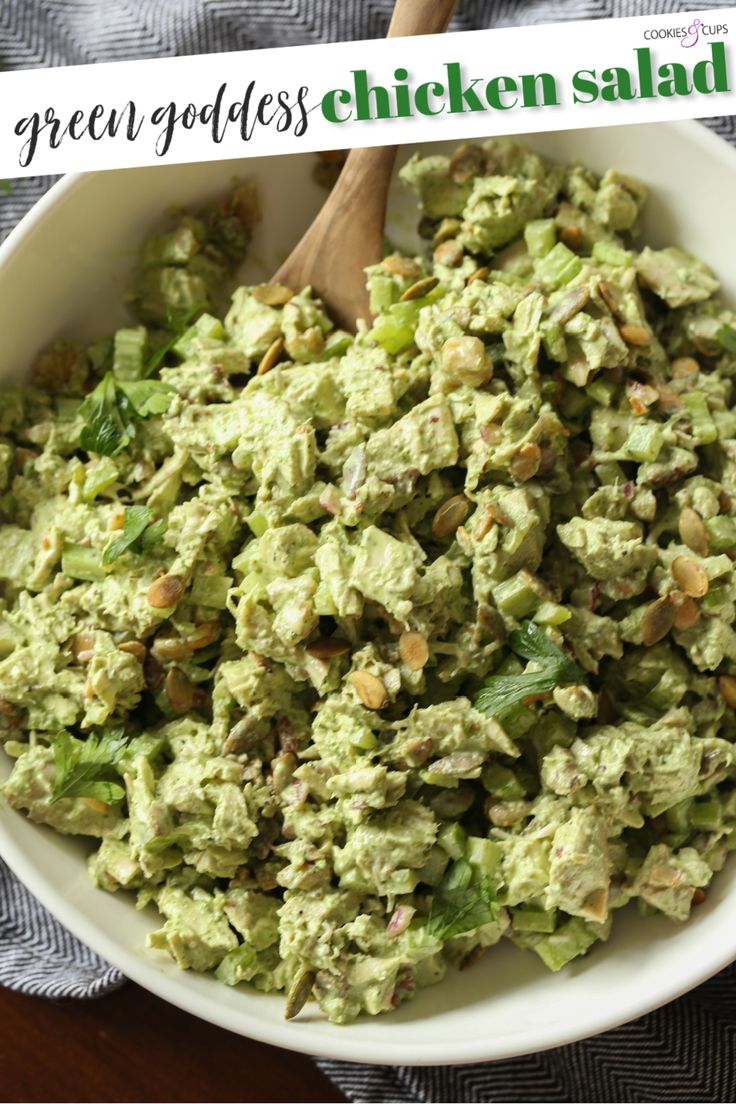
595 461 626 485
705 515 736 552
173 312 225 358
367 301 421 354
621 421 663 463
313 583 338 617
368 274 398 313
61 542 106 582
112 326 148 381
645 668 687 711
323 330 353 358
540 319 567 362
385 869 419 895
418 845 450 887
465 837 503 880
492 572 540 619
534 600 572 626
438 822 467 860
682 392 717 446
512 906 558 933
524 219 556 258
689 799 722 832
536 243 583 288
502 703 537 739
592 240 632 266
189 574 233 609
82 457 119 502
587 377 617 407
533 916 598 971
216 944 258 986
482 763 526 799
367 283 443 355
246 512 269 537
348 727 377 750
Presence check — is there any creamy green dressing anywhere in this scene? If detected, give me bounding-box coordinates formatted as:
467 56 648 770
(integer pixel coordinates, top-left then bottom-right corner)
1 140 736 1024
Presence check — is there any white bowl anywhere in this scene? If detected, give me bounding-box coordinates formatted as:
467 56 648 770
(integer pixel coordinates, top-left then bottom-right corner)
1 121 735 1066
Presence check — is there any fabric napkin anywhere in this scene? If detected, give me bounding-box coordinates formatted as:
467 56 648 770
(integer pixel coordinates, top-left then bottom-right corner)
1 2 735 1101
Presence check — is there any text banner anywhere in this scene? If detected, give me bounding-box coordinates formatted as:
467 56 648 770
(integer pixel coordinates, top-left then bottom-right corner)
0 9 733 177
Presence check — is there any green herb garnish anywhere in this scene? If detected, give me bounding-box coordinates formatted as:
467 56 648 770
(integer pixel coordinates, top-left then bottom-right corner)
716 324 736 354
79 375 173 456
50 727 128 805
144 304 204 378
427 860 498 941
103 505 167 565
474 620 584 719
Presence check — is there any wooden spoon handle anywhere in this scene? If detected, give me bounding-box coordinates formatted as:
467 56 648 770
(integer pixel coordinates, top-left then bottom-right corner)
388 0 457 37
335 0 458 219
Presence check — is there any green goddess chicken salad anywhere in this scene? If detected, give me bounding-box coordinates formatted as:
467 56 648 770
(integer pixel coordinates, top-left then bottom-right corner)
2 139 736 1024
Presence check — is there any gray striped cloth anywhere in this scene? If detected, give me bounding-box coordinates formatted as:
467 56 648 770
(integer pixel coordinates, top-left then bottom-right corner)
0 3 735 1101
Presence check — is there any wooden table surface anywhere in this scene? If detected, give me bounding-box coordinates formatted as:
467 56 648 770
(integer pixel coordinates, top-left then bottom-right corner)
0 981 347 1103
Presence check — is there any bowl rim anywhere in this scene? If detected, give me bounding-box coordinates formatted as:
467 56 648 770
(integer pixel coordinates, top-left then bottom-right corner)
1 117 736 1066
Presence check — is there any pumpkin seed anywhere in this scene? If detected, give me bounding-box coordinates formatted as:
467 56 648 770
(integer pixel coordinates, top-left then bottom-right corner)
466 265 490 286
400 736 434 766
678 506 709 556
550 285 589 325
252 283 294 306
431 494 470 539
598 279 624 319
71 631 96 663
619 322 652 347
671 555 709 598
430 751 484 777
147 573 186 609
671 356 700 378
398 631 429 671
559 225 582 250
187 620 221 651
433 217 462 245
641 595 676 646
256 335 285 376
433 239 464 267
510 443 542 483
382 254 422 278
627 381 659 414
152 631 191 663
306 637 351 659
284 967 316 1021
672 593 701 630
399 275 439 303
351 670 388 710
165 667 194 714
224 715 262 755
83 797 110 814
718 674 736 708
118 640 147 663
583 887 608 924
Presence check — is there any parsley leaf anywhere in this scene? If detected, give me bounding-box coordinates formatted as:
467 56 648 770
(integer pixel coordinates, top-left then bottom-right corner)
716 324 736 354
474 620 584 719
427 861 498 941
79 375 173 456
103 505 167 565
50 727 128 805
144 304 204 378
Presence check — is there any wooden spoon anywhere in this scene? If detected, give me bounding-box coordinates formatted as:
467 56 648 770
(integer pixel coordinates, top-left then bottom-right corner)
272 0 458 330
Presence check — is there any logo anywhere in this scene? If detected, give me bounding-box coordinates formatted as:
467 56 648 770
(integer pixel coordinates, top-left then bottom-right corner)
642 20 729 46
